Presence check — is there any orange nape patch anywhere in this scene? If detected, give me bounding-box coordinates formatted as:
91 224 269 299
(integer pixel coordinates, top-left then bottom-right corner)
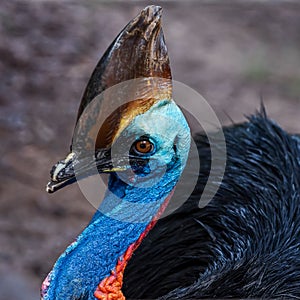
94 189 175 300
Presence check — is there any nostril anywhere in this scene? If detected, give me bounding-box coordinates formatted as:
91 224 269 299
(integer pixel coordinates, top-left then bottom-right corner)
173 144 177 153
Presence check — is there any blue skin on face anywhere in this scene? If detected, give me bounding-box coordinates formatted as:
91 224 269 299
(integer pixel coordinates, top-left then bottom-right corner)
43 100 190 300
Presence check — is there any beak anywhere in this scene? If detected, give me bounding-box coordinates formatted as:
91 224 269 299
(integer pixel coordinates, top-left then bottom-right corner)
46 149 150 193
46 149 126 193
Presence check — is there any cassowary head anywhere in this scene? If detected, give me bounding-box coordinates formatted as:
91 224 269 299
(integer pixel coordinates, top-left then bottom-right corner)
42 6 190 300
46 5 190 199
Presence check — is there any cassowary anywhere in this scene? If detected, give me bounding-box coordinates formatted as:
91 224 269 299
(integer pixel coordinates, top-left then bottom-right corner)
41 6 300 300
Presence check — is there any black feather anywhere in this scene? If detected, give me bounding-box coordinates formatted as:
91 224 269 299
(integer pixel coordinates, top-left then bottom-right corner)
123 113 300 299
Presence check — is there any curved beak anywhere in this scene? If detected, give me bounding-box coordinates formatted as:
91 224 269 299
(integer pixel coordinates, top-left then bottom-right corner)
46 148 149 193
46 149 118 193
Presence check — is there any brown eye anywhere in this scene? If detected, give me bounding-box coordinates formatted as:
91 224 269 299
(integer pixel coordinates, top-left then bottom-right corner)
133 139 155 155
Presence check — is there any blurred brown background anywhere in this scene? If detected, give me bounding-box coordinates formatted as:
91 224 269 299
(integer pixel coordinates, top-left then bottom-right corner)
0 1 299 299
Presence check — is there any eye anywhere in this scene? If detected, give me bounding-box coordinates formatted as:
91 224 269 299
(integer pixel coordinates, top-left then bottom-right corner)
132 139 155 155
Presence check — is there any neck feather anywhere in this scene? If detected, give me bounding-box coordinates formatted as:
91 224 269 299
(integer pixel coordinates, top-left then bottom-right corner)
42 170 179 300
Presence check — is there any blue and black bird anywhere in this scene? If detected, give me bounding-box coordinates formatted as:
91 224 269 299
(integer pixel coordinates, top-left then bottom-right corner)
41 6 300 300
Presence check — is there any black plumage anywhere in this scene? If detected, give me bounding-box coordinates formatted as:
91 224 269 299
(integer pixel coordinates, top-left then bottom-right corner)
123 110 300 299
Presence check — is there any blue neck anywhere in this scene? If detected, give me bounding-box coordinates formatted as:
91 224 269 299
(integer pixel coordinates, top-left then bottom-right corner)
44 166 181 300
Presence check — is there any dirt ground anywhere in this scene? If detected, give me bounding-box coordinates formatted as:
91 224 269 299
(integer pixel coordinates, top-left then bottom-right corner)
0 1 299 299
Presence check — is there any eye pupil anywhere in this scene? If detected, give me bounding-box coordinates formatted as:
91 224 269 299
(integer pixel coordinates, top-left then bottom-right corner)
139 141 147 149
